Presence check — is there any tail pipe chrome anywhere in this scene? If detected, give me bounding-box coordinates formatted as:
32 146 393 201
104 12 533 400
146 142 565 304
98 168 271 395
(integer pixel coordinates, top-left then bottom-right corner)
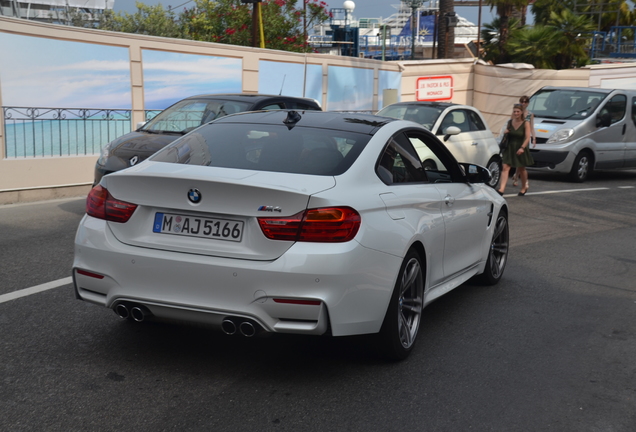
115 303 129 319
130 305 150 322
239 321 256 337
114 302 151 322
222 317 260 337
221 319 237 335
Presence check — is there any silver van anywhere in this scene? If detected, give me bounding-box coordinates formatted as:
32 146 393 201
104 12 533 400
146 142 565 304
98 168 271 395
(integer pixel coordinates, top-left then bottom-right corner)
527 86 636 182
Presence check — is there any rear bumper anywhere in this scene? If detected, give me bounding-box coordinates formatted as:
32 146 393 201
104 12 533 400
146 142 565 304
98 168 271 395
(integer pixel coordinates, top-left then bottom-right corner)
73 216 400 337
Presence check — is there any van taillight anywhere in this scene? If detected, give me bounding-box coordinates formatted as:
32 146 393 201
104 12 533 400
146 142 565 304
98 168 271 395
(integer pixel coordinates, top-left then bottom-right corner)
86 185 137 223
258 207 360 242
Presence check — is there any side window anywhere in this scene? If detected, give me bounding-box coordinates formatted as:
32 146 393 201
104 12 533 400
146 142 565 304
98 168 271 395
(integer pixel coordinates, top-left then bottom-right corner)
467 110 486 131
260 103 285 110
405 130 462 183
408 135 448 172
437 110 470 134
632 97 636 127
600 95 626 124
376 133 426 185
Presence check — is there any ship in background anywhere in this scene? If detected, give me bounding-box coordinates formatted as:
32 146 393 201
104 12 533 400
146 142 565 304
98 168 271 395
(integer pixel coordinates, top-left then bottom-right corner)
309 1 479 60
0 0 114 24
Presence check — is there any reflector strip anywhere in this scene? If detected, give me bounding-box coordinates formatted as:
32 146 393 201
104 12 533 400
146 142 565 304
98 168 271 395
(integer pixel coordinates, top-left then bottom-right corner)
76 269 105 279
273 298 321 306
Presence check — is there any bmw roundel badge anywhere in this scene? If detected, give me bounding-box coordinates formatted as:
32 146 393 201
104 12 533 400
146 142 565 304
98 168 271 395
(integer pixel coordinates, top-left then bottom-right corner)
188 188 201 204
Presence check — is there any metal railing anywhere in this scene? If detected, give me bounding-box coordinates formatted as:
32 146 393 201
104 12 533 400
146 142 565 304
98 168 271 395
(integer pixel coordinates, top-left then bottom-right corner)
2 107 166 159
2 106 133 158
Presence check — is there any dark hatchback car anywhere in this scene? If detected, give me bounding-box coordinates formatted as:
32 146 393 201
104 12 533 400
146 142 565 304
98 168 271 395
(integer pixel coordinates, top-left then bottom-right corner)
94 93 322 185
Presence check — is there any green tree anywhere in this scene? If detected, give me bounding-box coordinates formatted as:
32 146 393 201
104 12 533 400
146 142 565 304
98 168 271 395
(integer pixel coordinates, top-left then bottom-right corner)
531 0 572 25
532 0 633 32
546 8 596 68
480 17 522 64
93 0 329 53
505 25 558 68
98 2 183 38
485 0 533 63
182 0 329 52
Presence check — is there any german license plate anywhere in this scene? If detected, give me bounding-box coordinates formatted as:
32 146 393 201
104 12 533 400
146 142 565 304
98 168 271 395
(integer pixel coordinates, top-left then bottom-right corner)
153 212 244 242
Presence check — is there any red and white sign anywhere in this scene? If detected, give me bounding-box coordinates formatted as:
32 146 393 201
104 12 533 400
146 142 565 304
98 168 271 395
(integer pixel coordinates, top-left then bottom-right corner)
416 76 453 101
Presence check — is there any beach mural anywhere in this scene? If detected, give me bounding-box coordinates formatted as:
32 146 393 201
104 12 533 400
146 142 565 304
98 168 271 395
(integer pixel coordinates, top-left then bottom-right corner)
0 33 132 157
378 70 402 109
258 61 323 104
0 33 131 108
326 66 374 111
141 50 242 109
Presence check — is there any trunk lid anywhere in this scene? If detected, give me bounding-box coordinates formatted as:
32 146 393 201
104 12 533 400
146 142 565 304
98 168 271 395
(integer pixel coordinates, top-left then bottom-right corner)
103 162 336 260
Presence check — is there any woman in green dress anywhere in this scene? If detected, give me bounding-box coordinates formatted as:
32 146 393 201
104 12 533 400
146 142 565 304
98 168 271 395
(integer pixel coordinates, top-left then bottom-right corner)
498 104 534 196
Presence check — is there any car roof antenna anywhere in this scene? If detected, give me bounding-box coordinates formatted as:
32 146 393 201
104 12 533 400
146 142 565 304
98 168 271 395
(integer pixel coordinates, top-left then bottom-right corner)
279 75 286 95
283 110 301 130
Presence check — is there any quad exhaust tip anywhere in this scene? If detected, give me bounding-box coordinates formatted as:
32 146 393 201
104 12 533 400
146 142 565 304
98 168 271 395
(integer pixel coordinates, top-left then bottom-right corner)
113 303 151 322
222 318 260 337
115 303 129 319
130 306 147 322
221 319 237 335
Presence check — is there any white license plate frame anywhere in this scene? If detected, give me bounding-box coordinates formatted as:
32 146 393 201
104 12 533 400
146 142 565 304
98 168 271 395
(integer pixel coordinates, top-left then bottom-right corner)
153 212 244 242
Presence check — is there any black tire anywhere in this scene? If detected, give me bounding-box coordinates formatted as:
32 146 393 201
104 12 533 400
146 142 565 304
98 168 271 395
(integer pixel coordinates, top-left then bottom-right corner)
474 211 509 285
486 157 502 189
568 150 593 183
378 249 424 360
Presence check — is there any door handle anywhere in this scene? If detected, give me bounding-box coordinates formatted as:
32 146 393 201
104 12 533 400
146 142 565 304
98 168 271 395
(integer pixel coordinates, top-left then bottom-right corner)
622 124 626 135
472 142 479 146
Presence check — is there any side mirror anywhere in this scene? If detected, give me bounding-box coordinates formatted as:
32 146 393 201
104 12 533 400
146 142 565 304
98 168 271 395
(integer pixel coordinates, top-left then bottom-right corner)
136 121 147 130
459 163 491 184
443 126 461 142
596 111 611 128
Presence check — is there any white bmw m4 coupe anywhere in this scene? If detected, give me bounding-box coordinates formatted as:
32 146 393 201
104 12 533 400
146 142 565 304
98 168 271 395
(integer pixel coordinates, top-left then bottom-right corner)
73 110 509 360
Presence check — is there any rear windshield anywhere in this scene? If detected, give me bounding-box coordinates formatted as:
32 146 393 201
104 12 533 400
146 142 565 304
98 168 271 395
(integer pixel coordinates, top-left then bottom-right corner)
529 89 608 120
377 105 444 130
150 123 371 176
141 99 253 134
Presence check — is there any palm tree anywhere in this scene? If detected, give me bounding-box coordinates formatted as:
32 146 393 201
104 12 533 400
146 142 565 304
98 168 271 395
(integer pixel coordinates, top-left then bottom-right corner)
546 8 596 68
506 26 559 68
486 0 532 63
480 17 521 64
437 0 455 59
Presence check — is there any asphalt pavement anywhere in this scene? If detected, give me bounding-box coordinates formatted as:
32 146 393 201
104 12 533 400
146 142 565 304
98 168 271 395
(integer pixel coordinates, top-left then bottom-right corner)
1 170 635 431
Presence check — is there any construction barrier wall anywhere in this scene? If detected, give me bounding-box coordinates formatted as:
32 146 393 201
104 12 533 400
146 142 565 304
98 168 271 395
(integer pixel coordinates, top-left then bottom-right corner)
2 16 636 203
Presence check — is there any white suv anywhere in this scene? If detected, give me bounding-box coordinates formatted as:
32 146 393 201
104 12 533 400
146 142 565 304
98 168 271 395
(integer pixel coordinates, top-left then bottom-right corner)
377 102 502 188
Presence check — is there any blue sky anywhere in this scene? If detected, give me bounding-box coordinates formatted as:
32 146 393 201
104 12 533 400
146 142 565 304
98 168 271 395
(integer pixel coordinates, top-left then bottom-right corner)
141 51 242 108
0 33 132 108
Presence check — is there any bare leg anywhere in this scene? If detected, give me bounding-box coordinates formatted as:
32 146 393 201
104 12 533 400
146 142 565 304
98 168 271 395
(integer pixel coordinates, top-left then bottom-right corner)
518 168 529 193
498 164 511 194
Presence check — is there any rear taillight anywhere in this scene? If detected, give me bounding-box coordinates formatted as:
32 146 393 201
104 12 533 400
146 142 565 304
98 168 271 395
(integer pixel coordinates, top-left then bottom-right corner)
86 185 137 223
258 207 360 242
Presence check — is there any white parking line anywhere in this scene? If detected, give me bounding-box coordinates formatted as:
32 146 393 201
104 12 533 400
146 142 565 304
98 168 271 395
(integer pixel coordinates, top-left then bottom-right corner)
618 186 635 189
0 277 72 304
